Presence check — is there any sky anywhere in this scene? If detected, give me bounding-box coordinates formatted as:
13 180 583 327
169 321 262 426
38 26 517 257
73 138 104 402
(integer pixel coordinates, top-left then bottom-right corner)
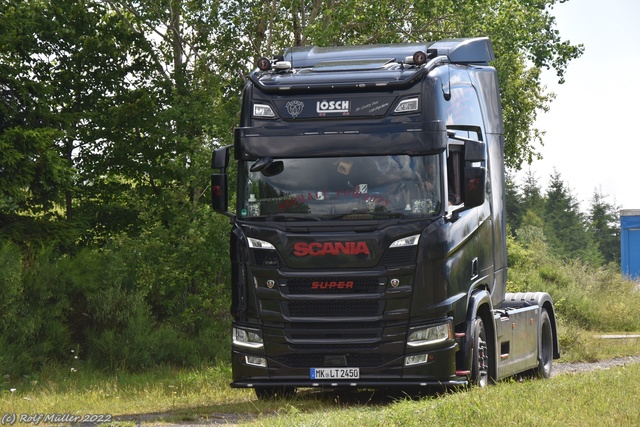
519 0 640 212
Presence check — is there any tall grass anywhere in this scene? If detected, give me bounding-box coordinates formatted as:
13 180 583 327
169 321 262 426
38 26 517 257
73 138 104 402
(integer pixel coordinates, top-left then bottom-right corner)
507 231 640 331
506 229 640 361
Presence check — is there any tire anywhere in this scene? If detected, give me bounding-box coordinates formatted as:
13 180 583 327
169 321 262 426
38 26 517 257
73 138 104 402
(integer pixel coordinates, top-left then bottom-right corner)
254 386 297 400
536 309 553 379
471 316 490 387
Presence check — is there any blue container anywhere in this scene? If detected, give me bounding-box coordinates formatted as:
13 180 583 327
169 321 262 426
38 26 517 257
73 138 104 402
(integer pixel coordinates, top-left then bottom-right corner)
621 210 640 280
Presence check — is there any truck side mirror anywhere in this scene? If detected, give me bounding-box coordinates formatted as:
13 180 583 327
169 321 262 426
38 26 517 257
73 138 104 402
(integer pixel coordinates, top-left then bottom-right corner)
212 146 231 169
465 139 485 162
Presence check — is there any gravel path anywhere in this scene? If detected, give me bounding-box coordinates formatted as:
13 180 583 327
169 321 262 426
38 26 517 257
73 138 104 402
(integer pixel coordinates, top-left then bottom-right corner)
551 355 640 377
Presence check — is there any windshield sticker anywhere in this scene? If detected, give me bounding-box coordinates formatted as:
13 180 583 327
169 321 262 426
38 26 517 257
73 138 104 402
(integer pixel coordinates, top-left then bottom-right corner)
337 160 353 175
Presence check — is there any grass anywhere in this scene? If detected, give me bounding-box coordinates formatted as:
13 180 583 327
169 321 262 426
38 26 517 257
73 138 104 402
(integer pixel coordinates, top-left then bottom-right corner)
244 363 640 427
1 336 640 426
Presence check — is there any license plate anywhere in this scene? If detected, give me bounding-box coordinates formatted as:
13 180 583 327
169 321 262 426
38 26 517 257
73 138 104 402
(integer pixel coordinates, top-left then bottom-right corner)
310 368 360 380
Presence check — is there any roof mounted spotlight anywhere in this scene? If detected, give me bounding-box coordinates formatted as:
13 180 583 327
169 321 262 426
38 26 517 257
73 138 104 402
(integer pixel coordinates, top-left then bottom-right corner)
257 57 272 71
412 51 427 66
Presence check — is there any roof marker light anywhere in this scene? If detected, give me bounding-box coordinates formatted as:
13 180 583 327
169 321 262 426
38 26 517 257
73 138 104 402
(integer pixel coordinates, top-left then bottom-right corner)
413 51 427 65
257 57 271 71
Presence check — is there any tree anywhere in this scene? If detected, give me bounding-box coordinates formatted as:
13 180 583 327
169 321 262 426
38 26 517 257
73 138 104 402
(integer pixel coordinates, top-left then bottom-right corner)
0 1 74 218
2 0 583 241
505 171 524 234
225 0 583 169
544 170 601 264
587 187 620 265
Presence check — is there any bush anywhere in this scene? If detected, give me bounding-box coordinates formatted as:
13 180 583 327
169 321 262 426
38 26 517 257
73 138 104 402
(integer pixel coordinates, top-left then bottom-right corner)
0 204 232 376
508 225 640 336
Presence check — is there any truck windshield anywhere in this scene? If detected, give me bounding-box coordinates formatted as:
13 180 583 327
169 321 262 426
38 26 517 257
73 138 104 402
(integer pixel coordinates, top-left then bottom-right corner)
240 155 442 220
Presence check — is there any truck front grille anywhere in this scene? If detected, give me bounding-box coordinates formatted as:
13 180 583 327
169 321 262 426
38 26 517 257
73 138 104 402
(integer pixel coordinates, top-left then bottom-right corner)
272 353 395 368
380 246 417 267
286 300 382 317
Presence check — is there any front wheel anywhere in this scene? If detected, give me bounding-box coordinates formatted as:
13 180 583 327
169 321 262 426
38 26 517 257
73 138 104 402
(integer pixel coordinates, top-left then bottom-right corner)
471 316 490 387
536 309 554 379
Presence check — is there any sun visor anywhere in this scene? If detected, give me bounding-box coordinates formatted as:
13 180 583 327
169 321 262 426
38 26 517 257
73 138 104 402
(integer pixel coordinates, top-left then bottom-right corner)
234 121 447 160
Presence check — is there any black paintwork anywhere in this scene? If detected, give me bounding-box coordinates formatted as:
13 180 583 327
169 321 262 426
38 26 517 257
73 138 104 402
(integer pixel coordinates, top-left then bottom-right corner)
211 37 558 390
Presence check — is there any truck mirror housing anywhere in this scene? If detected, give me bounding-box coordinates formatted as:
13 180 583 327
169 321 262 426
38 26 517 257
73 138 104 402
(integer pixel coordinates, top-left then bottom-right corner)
463 166 485 208
212 146 231 169
211 174 228 213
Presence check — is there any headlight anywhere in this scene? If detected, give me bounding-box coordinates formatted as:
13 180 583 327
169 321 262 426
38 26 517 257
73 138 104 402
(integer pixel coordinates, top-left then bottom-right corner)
233 327 264 349
394 97 419 113
407 323 451 347
253 103 276 118
248 238 275 250
390 234 420 248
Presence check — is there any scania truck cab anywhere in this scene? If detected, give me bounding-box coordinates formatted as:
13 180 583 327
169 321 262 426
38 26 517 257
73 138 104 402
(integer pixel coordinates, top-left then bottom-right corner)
211 37 559 399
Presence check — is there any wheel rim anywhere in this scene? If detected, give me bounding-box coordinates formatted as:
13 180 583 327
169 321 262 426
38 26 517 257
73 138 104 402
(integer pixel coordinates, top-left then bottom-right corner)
474 318 489 387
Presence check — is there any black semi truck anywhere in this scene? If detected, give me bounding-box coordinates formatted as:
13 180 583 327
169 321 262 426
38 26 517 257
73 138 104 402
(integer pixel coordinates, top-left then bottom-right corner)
211 37 559 399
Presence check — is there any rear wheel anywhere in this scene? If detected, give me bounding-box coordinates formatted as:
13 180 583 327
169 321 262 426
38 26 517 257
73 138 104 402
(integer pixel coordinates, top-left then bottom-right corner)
254 386 297 400
536 309 553 379
471 316 490 387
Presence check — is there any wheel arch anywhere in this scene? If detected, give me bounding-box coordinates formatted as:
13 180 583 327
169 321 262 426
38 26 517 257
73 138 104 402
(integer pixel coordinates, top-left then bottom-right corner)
463 288 497 381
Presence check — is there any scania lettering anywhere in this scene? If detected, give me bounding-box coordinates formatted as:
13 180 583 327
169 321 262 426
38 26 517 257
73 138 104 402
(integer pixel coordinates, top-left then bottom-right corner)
211 37 560 399
293 241 370 256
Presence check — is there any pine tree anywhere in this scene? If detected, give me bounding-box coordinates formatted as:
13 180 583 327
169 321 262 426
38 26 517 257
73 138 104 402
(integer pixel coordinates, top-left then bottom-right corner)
587 187 621 264
544 170 602 264
505 170 524 234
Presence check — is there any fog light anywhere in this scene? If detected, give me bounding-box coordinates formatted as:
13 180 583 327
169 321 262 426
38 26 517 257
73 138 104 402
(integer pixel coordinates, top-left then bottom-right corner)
245 356 267 367
405 354 429 366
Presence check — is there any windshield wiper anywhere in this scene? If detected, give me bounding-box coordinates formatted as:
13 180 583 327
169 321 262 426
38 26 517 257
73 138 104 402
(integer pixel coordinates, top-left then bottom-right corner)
265 213 323 222
328 211 408 220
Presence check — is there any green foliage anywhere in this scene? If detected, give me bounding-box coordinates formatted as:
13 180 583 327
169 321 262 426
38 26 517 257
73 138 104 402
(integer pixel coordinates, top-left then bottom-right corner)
507 169 619 267
0 242 72 375
0 0 598 376
508 226 640 335
587 187 621 264
0 204 232 376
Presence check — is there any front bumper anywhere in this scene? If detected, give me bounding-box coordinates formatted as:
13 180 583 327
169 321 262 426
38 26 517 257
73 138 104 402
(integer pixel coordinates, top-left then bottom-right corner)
230 340 468 389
